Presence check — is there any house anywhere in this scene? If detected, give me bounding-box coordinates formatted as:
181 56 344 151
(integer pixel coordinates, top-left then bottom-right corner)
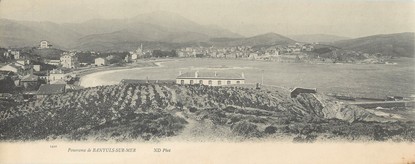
36 84 66 98
20 74 41 91
48 69 66 82
33 65 41 72
130 44 144 60
39 40 51 49
10 50 20 59
60 52 79 69
94 57 107 66
290 87 317 98
176 71 245 86
33 71 48 83
46 59 61 66
3 50 20 59
16 59 30 66
0 62 33 76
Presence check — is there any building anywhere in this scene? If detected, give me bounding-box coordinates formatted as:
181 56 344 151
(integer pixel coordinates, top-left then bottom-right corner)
48 69 66 82
176 71 245 86
130 44 144 60
33 65 41 72
120 79 175 85
3 50 20 59
36 84 66 98
39 40 51 49
20 74 41 91
46 59 61 66
0 62 33 76
10 50 20 59
16 59 30 66
33 71 48 83
94 57 107 66
60 52 79 69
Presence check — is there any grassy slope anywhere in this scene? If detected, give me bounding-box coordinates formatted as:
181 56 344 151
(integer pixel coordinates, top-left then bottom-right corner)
332 32 415 57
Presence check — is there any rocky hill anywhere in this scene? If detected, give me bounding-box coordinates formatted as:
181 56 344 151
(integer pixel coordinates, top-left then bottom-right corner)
331 32 415 57
0 84 413 142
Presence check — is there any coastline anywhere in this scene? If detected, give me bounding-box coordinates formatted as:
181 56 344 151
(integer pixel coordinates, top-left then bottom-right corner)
77 59 170 88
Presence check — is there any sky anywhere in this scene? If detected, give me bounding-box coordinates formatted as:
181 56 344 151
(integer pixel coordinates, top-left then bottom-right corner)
0 0 414 37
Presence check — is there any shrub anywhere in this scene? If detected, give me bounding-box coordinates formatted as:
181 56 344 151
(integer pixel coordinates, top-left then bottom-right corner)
293 134 317 143
189 107 198 113
231 120 262 138
264 126 278 134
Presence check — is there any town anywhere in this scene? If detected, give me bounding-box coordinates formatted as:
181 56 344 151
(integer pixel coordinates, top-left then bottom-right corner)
0 38 403 104
0 1 414 163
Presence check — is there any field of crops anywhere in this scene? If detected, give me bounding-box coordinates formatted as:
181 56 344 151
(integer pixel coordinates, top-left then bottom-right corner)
1 83 414 142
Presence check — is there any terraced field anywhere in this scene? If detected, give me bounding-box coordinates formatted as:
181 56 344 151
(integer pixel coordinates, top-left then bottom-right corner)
1 83 414 142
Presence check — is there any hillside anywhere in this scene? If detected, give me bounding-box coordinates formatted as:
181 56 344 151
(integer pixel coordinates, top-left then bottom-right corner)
288 34 350 43
32 48 65 60
0 84 413 142
0 12 242 50
210 32 296 47
66 11 241 39
0 19 81 49
332 32 415 57
73 41 207 52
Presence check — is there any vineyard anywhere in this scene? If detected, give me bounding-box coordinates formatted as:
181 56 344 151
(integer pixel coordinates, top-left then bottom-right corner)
0 84 414 142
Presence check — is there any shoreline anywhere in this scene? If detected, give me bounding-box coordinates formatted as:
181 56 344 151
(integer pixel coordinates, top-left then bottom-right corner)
77 59 172 88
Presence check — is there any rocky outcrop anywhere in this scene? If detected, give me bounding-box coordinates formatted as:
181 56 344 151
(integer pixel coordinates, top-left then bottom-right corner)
295 93 397 123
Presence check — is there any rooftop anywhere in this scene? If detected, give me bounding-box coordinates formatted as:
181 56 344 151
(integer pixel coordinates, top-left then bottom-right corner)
177 71 244 80
0 70 14 76
50 69 66 74
37 84 66 95
120 79 175 84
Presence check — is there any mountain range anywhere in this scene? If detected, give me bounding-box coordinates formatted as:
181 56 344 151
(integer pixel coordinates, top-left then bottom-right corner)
0 11 242 50
0 11 413 57
288 34 350 43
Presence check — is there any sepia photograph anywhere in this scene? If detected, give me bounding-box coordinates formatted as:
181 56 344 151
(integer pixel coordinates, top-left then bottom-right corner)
0 0 414 163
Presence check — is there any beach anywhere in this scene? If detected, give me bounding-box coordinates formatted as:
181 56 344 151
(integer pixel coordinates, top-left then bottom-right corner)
78 60 166 88
77 58 415 98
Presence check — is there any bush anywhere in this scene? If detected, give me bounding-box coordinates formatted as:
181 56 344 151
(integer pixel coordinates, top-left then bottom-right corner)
264 126 278 134
293 134 317 143
231 120 262 138
189 107 198 113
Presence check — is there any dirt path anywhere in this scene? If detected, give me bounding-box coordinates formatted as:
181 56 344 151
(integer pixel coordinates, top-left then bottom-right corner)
163 111 200 141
